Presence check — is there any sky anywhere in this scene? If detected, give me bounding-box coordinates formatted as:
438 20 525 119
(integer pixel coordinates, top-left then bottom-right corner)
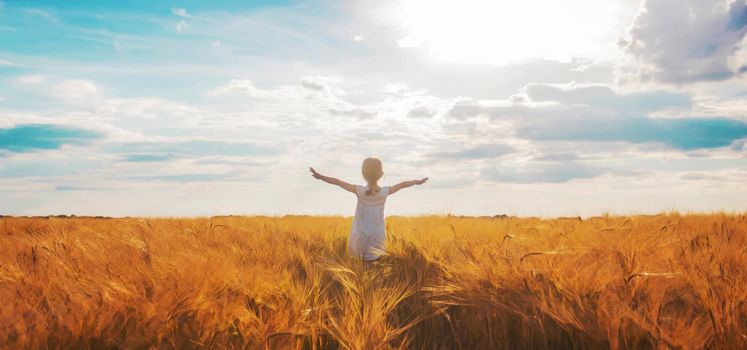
1 0 746 217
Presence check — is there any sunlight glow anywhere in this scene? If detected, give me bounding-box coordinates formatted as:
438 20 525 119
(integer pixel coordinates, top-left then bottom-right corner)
399 0 621 65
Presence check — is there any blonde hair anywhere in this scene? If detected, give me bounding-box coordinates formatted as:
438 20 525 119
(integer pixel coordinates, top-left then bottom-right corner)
361 157 383 196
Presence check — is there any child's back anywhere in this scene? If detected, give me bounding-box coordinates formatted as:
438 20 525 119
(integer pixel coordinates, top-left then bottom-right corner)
350 185 390 260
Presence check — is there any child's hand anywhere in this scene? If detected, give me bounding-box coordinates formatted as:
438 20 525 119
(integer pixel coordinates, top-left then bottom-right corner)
416 177 428 185
309 167 322 180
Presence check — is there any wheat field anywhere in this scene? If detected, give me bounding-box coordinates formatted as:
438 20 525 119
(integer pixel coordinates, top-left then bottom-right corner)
1 214 746 349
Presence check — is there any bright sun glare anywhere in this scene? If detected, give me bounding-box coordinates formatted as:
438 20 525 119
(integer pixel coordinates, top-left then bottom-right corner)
398 0 621 65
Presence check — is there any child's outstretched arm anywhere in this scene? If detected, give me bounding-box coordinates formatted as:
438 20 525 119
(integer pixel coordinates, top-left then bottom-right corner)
389 177 428 195
309 167 356 194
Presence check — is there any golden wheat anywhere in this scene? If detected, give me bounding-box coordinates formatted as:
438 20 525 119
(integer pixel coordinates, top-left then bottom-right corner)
1 214 745 349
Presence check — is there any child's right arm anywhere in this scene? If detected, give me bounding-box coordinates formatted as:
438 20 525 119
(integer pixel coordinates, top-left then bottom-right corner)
389 177 428 195
309 167 356 194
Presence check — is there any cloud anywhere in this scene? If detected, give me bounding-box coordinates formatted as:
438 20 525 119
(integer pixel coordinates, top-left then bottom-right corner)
519 115 747 150
171 8 190 18
130 173 232 183
426 176 477 189
53 80 99 101
679 168 747 182
209 76 345 102
16 75 44 84
210 79 298 99
108 140 281 158
534 152 582 162
176 20 189 32
300 76 344 95
210 78 378 121
621 0 747 83
428 143 516 160
121 154 175 162
25 8 58 22
448 100 483 119
211 38 222 51
0 158 101 178
0 124 103 153
731 138 747 151
193 157 267 166
481 162 606 183
56 185 86 191
524 83 691 111
477 83 747 150
300 78 327 91
327 106 376 119
55 185 110 192
407 106 436 118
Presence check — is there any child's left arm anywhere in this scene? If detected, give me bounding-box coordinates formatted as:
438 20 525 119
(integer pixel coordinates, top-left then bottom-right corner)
389 177 428 195
309 167 357 194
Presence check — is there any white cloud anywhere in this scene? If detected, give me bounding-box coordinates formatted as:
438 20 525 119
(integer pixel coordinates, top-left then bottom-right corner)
102 97 199 121
523 83 692 112
621 0 747 83
428 143 516 160
381 83 411 95
211 38 222 51
691 94 747 120
176 20 189 32
481 162 608 183
461 83 747 151
25 8 58 22
448 99 483 119
406 106 436 118
53 80 99 101
17 75 44 84
327 106 376 119
211 77 348 102
681 168 747 182
728 34 747 72
5 73 747 216
300 76 345 96
210 79 296 99
171 8 190 18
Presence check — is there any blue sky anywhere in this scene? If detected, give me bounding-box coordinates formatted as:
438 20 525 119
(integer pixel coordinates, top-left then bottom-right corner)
1 0 747 216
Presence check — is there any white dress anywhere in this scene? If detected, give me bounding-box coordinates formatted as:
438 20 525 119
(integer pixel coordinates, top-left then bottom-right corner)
349 185 390 261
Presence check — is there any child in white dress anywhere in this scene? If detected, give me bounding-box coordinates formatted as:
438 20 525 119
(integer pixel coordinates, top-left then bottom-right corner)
309 158 428 261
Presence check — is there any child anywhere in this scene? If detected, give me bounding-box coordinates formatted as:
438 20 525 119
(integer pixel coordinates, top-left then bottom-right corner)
309 158 428 262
